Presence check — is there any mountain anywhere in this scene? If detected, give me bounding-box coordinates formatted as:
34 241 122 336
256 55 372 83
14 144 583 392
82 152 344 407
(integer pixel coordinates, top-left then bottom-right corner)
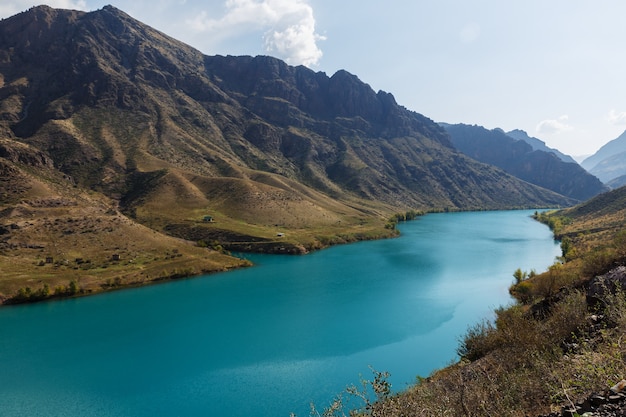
0 6 575 301
587 151 626 185
442 123 608 201
505 129 577 164
607 174 626 189
581 130 626 184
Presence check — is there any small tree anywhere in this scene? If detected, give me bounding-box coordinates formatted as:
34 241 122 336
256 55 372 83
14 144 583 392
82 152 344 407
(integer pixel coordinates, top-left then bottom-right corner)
68 279 79 295
513 268 528 284
560 236 575 260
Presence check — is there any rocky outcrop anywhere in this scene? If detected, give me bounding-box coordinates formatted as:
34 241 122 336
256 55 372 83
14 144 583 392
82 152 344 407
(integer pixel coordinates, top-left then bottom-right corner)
587 265 626 309
0 139 52 167
539 379 626 417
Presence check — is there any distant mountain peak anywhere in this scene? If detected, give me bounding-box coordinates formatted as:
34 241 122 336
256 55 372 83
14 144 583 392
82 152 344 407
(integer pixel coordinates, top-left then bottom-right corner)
581 130 626 184
505 129 577 164
444 124 607 201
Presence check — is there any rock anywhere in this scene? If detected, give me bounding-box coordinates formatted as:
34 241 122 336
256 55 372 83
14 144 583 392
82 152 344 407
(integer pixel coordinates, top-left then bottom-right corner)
587 266 626 308
560 407 581 417
590 394 607 406
611 380 626 394
608 395 622 403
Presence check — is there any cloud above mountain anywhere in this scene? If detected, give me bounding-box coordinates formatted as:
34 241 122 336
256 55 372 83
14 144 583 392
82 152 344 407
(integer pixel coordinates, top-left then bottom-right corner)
608 109 626 125
536 115 573 134
186 0 324 67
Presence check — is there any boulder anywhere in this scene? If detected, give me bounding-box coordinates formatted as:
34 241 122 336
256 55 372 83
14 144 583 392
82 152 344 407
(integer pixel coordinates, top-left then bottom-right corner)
587 266 626 308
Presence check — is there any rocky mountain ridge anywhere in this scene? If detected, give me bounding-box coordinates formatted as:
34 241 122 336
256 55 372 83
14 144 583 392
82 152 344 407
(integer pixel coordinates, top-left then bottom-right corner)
442 123 608 201
1 6 575 213
505 129 577 164
0 5 577 299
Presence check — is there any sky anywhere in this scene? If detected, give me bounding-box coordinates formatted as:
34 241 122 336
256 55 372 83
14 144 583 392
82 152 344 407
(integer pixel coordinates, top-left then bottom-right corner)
2 1 626 158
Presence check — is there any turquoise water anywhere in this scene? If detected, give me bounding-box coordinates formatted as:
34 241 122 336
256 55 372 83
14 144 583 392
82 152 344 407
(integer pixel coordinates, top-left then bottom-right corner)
0 210 560 417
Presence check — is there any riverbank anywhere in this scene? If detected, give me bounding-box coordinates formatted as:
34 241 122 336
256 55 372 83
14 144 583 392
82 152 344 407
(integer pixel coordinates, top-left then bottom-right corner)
345 195 626 416
0 217 399 306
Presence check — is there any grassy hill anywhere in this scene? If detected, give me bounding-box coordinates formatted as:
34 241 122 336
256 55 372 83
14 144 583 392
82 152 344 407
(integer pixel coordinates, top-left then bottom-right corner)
0 149 250 304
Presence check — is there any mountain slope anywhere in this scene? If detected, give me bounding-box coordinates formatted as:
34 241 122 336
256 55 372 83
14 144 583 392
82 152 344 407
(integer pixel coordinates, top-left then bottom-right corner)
581 130 626 184
0 6 576 300
443 123 607 201
607 174 626 189
581 130 626 170
505 129 577 164
0 6 574 206
587 150 626 184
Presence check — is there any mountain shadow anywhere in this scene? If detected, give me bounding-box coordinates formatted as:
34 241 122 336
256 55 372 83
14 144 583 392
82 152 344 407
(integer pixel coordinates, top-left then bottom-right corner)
442 123 607 202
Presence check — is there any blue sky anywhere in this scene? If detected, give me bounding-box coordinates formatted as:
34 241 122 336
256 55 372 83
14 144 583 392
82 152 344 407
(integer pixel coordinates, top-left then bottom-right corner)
2 1 626 158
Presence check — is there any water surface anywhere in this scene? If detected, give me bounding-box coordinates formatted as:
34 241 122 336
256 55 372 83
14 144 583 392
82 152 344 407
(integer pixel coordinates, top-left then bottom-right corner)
0 210 560 416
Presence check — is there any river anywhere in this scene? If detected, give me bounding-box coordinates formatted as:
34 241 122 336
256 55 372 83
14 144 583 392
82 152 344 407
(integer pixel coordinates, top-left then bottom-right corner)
0 210 560 416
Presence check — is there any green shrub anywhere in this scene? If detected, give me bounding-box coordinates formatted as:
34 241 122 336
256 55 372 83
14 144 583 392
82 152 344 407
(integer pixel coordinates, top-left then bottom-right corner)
581 247 618 278
510 280 533 304
457 318 498 361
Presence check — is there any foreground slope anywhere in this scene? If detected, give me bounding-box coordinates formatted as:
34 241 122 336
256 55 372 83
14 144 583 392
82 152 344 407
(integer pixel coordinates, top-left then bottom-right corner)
0 6 574 301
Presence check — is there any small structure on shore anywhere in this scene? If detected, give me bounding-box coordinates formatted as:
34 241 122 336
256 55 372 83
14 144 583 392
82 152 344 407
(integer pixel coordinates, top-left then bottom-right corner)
203 215 214 222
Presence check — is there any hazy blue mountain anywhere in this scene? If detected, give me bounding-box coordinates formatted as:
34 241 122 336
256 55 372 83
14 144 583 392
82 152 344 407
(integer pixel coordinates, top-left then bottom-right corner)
581 130 626 184
607 174 626 189
442 124 608 201
505 129 577 164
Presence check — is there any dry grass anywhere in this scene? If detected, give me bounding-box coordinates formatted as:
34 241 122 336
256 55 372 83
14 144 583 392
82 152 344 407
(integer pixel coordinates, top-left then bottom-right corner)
0 188 249 303
0 145 397 303
127 166 398 251
330 289 625 417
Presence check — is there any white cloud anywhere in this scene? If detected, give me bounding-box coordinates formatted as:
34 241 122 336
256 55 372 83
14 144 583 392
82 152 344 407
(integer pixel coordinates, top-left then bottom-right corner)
536 115 573 134
0 1 87 18
186 0 324 67
608 109 626 125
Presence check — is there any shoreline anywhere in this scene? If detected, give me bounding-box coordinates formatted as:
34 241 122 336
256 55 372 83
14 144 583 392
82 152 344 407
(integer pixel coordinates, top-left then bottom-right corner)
0 207 555 307
0 227 401 307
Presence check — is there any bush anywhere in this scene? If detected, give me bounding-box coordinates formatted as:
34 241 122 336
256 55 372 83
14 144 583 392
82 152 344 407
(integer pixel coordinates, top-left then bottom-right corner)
457 318 497 361
543 291 587 345
68 279 79 295
510 280 533 304
581 247 618 278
